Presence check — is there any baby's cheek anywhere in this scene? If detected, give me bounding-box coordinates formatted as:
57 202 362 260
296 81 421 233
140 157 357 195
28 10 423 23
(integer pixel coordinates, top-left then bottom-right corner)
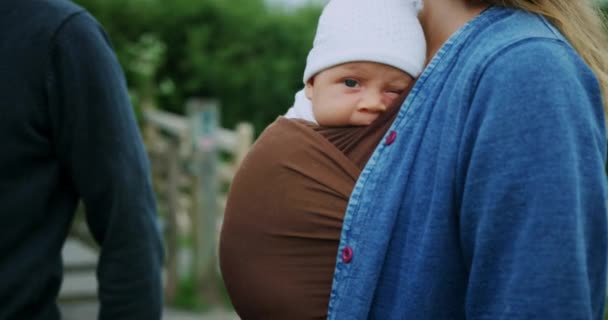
384 98 397 108
383 93 401 107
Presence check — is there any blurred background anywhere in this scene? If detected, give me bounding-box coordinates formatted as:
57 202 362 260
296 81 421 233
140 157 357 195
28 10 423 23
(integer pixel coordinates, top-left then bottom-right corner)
56 0 608 319
81 0 326 135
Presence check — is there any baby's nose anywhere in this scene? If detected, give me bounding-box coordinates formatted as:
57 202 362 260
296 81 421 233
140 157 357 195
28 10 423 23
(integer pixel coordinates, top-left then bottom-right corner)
357 92 386 112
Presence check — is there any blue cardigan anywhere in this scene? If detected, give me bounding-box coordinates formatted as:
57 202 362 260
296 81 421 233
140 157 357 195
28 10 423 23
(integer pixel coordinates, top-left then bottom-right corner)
328 6 608 319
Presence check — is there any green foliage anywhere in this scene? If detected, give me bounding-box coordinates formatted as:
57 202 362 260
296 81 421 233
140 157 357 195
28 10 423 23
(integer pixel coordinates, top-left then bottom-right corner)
74 0 322 134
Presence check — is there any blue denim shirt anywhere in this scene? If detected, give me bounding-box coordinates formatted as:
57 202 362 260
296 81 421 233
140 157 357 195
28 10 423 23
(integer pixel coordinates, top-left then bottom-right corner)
328 6 608 319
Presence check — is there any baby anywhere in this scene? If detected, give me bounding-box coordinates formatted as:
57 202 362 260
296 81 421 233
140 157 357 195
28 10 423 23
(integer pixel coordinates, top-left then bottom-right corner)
220 0 426 319
285 0 425 126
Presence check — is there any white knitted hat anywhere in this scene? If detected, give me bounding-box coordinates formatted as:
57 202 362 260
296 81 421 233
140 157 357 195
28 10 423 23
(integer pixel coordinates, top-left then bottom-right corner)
302 0 426 83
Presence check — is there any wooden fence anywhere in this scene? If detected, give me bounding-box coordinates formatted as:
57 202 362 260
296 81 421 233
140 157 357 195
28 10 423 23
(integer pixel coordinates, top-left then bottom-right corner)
142 98 254 303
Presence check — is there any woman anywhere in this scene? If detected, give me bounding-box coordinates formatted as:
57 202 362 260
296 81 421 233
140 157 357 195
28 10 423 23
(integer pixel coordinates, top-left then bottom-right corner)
326 0 608 319
221 0 608 319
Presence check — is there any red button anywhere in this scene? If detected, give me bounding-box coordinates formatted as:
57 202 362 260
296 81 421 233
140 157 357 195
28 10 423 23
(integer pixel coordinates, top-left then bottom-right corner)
385 130 397 145
341 246 353 263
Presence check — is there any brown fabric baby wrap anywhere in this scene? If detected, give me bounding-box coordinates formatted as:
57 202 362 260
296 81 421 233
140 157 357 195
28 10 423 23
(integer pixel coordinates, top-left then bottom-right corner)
219 94 405 320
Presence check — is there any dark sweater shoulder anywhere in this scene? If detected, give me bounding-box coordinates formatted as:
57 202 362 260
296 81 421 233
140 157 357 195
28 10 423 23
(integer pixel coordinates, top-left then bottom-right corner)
0 0 89 90
1 0 85 37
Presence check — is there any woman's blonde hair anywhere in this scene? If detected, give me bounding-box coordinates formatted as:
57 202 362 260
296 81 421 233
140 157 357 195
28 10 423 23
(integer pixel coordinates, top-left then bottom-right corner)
484 0 608 117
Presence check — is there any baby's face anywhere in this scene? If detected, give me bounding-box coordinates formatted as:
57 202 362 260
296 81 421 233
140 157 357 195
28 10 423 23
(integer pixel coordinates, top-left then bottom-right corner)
305 62 413 126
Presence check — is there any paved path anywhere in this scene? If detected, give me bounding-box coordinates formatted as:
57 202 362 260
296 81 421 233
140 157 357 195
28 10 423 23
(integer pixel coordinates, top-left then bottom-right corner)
59 302 238 320
60 238 239 320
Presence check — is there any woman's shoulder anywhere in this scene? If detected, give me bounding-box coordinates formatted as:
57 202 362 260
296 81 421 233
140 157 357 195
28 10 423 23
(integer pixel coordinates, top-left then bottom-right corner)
448 6 588 87
468 7 572 59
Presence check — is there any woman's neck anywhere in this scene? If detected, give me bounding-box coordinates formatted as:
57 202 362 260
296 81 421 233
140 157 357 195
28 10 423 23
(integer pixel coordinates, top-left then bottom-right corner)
419 0 490 63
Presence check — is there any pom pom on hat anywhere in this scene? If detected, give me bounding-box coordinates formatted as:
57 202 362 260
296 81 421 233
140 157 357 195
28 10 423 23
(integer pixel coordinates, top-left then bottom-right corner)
303 0 426 84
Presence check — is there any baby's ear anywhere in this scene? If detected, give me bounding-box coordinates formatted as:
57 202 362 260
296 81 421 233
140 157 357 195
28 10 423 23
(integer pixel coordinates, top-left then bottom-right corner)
305 78 315 100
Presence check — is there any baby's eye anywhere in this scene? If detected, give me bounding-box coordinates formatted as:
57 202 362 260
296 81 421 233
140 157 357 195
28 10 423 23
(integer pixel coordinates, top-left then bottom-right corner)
344 79 359 88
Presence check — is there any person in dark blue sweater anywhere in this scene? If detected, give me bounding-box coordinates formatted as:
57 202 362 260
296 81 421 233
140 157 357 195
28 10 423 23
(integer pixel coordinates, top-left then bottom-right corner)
0 0 163 319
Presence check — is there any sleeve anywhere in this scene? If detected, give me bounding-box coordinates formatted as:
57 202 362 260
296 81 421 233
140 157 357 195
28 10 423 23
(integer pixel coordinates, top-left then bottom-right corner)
284 89 318 124
45 11 163 319
459 39 608 319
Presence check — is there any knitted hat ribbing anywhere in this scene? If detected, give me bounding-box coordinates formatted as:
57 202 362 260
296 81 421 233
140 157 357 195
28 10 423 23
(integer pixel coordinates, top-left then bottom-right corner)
303 0 426 84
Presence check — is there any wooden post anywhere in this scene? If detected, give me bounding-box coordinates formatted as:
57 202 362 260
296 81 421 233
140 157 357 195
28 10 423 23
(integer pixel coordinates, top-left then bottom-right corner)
141 108 160 157
163 139 180 304
216 122 254 214
186 98 221 303
234 122 254 166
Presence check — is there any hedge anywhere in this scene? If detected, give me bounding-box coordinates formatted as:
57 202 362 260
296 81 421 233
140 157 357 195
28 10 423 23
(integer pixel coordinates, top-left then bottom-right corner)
74 0 322 133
